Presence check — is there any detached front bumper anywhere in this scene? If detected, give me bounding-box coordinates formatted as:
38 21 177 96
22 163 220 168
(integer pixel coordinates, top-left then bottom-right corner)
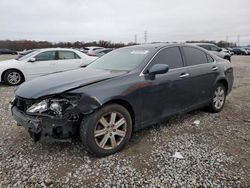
11 106 78 142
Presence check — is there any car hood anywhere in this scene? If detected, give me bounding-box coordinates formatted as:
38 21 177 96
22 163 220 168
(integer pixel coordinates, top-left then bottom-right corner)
16 68 128 99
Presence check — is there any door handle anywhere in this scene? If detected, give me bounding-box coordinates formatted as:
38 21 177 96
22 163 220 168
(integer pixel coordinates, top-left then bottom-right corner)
212 66 218 71
179 73 190 78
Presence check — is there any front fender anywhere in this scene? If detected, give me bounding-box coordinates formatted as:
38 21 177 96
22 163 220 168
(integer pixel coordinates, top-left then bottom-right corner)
76 94 102 114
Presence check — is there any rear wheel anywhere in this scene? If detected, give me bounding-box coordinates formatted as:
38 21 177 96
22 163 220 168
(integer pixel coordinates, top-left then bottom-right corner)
224 56 231 62
80 104 132 157
4 70 23 86
207 83 226 113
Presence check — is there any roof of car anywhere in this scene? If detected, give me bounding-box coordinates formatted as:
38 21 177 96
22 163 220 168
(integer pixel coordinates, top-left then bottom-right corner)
190 43 216 46
121 43 181 50
121 42 208 50
39 48 77 52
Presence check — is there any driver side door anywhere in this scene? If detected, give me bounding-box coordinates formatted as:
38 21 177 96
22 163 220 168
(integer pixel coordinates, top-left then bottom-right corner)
140 47 193 126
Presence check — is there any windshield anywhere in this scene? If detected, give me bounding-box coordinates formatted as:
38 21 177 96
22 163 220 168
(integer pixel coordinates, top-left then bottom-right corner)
88 48 150 71
17 50 40 61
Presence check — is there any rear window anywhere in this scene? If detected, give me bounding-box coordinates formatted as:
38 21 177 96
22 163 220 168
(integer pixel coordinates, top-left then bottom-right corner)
183 47 208 66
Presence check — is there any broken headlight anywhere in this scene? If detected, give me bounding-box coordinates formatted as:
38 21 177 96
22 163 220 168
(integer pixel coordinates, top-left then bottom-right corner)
26 96 79 116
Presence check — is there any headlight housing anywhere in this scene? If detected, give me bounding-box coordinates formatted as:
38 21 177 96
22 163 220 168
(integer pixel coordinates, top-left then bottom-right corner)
26 100 48 114
26 96 79 116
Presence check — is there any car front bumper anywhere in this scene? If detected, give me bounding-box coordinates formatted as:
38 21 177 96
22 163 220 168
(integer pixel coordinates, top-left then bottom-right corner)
11 106 78 141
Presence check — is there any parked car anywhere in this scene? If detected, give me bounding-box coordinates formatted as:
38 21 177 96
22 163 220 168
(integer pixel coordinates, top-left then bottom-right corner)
10 43 234 156
18 49 36 58
192 43 231 61
225 47 234 55
0 48 97 85
0 49 18 55
88 48 113 57
243 47 250 55
80 46 104 55
222 48 230 53
232 48 248 55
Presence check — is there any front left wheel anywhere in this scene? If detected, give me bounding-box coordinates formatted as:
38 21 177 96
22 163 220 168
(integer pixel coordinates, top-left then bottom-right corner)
80 104 132 157
4 70 23 86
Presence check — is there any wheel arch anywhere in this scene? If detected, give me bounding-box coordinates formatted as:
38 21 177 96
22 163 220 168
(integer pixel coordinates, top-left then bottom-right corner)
1 68 25 82
216 78 228 95
102 99 135 131
224 55 231 61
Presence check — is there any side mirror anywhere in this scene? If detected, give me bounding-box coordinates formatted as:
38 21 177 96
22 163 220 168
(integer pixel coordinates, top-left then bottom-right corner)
217 48 222 52
28 57 36 62
148 64 169 76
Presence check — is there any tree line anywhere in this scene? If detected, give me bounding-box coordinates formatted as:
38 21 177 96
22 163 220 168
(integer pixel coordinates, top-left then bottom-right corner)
0 39 237 51
0 40 137 51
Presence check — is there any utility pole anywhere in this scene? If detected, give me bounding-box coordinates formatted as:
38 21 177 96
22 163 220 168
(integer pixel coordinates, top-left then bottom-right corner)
134 34 137 44
237 35 240 46
144 30 147 43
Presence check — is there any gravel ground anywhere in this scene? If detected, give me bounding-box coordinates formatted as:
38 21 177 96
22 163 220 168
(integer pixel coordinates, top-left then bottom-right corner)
0 55 250 187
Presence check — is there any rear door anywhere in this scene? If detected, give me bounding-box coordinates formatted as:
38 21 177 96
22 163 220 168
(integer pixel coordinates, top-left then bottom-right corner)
56 50 83 71
182 46 218 107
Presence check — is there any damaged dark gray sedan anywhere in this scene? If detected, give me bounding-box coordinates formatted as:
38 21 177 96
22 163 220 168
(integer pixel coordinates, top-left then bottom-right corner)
10 43 234 156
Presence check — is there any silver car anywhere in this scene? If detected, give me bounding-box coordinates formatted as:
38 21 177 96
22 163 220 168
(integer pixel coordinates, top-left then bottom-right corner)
192 43 231 62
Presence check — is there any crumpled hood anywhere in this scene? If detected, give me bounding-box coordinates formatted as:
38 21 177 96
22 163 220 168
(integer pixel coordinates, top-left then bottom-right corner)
16 68 127 99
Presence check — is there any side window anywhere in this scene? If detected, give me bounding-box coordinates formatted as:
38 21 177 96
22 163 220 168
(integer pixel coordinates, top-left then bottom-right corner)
35 51 56 61
183 47 208 66
199 45 210 51
210 45 220 51
58 51 80 60
207 55 214 63
74 53 81 59
149 47 183 69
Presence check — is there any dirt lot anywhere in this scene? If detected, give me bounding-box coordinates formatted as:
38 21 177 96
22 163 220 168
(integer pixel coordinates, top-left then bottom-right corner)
0 55 249 187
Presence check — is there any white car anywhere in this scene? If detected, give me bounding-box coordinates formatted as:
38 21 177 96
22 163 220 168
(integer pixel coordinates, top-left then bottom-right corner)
0 48 97 85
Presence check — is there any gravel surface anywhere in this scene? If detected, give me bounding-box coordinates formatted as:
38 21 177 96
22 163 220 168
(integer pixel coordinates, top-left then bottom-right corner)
0 55 250 187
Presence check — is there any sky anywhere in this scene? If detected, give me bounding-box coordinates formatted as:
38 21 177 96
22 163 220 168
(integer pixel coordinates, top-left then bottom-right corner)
0 0 250 45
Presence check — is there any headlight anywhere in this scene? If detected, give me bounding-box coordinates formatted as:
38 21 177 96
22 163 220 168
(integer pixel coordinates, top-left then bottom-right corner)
26 97 79 116
27 100 48 113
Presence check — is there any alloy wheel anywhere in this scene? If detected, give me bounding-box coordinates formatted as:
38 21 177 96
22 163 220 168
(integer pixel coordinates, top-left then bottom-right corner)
7 71 21 85
213 86 225 109
94 112 127 150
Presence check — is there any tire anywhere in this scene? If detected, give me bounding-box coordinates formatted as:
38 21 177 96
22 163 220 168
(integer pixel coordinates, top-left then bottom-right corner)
224 56 231 62
4 70 23 86
207 83 226 113
80 104 132 157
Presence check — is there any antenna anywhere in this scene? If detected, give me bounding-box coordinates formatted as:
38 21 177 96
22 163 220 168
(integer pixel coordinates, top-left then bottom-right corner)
237 35 240 46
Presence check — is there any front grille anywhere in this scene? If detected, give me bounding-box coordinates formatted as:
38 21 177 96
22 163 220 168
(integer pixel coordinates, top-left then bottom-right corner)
15 97 35 112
